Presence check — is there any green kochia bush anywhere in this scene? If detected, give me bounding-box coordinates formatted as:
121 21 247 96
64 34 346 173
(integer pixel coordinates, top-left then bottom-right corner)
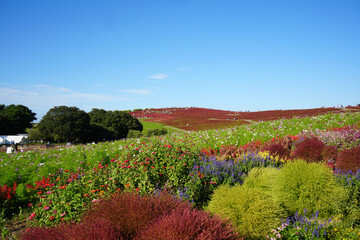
242 167 279 192
206 185 284 238
273 159 346 217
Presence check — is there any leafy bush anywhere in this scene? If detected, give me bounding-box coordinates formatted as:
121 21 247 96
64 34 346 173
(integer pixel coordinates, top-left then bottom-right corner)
82 191 191 239
206 185 284 238
273 159 346 217
268 210 331 239
321 145 338 163
135 206 240 240
334 169 360 227
264 143 290 159
317 126 360 150
146 128 168 137
182 153 280 207
22 218 123 240
242 167 279 192
292 137 325 162
127 130 143 139
336 146 360 171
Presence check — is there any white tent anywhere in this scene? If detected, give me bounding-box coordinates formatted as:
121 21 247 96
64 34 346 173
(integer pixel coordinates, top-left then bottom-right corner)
0 135 29 144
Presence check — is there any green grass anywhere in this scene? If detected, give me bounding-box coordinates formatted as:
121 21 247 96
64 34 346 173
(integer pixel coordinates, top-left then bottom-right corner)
140 120 181 135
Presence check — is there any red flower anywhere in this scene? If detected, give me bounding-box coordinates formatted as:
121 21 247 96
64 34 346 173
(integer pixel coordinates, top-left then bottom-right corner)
49 216 55 220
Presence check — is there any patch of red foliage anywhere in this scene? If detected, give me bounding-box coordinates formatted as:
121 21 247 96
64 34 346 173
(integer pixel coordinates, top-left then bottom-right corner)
336 146 360 171
22 191 240 240
136 206 240 240
131 106 353 131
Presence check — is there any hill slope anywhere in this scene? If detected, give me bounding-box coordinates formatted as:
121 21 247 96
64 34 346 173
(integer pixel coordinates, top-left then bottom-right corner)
131 106 360 131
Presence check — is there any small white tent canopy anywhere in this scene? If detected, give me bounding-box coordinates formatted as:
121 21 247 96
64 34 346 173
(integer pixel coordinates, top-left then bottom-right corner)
0 135 29 144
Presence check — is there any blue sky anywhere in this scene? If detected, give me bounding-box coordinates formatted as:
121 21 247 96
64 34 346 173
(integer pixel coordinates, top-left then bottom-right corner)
0 0 359 120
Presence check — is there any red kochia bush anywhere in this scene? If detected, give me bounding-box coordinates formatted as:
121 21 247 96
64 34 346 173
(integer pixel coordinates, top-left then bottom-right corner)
22 219 123 240
82 191 192 239
321 145 338 163
292 137 325 162
21 226 65 240
135 206 240 240
264 143 290 159
336 146 360 171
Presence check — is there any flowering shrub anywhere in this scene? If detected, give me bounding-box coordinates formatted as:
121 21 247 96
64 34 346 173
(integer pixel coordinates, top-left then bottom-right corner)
334 168 360 227
318 126 360 149
0 182 17 204
267 210 331 239
182 153 281 207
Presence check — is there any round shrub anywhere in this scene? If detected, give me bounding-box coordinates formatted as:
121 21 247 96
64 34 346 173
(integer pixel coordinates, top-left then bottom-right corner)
336 146 360 171
21 226 65 240
321 145 338 163
22 218 124 240
273 159 346 217
264 143 290 159
206 184 284 238
292 137 325 162
135 206 240 240
242 167 279 192
82 191 191 239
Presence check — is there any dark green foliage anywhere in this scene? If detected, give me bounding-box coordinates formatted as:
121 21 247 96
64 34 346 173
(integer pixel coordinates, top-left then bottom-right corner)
37 106 90 143
146 128 167 137
89 108 143 140
0 104 36 134
206 185 285 238
293 137 325 162
273 159 346 217
336 146 360 171
27 126 42 142
127 130 143 139
88 123 115 142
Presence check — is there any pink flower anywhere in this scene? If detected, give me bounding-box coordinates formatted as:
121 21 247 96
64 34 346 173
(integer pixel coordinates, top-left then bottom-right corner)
44 206 49 210
60 212 66 217
92 199 99 204
29 212 36 220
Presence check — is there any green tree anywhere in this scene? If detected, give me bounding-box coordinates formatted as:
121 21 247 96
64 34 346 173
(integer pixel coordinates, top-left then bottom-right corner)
38 106 90 143
88 109 143 140
0 104 37 135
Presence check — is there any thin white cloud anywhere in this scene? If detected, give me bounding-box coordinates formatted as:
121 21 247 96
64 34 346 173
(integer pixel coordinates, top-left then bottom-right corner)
177 66 192 72
148 73 168 79
123 89 152 95
0 85 127 111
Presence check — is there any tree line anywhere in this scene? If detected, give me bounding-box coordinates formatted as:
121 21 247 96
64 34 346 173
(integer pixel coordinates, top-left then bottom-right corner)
1 105 143 143
0 104 37 135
